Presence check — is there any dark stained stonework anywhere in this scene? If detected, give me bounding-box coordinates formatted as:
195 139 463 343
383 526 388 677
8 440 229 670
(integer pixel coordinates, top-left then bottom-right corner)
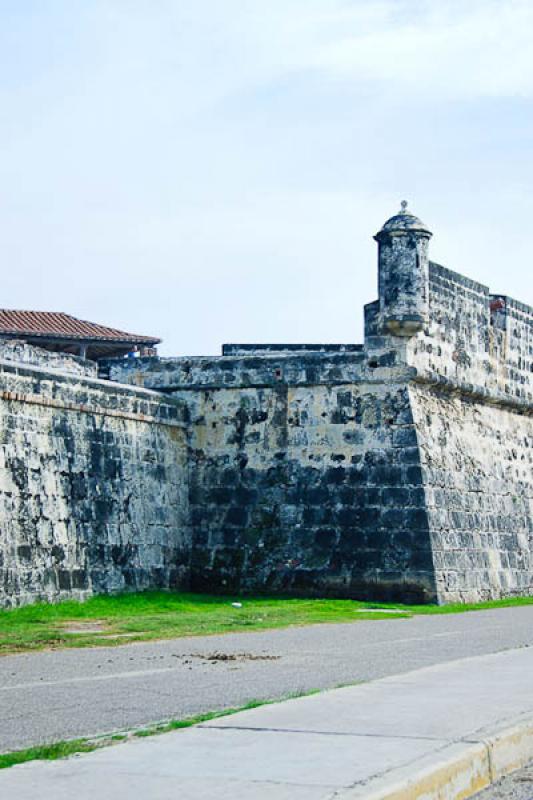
0 360 190 607
3 204 533 606
185 385 435 603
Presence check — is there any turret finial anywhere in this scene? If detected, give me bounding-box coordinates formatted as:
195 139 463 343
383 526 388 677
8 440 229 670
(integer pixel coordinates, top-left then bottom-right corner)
400 200 408 214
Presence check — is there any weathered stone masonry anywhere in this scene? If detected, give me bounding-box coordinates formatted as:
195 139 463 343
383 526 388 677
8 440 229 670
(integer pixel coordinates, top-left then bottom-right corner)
3 203 533 606
119 355 435 603
0 357 190 606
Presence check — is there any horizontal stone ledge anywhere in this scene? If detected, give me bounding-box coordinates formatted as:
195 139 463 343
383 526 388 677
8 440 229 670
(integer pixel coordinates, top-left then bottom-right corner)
412 370 533 415
151 368 418 392
0 390 187 429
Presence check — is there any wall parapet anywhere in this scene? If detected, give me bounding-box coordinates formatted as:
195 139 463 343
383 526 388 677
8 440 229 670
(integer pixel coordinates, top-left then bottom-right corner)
222 343 363 356
0 340 97 378
101 352 418 392
0 358 187 427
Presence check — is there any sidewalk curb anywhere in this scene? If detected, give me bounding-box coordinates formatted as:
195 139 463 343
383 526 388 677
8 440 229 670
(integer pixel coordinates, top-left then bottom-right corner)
336 716 533 800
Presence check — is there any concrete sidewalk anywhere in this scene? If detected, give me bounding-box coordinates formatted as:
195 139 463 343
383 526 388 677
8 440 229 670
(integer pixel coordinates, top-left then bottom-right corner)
3 647 533 799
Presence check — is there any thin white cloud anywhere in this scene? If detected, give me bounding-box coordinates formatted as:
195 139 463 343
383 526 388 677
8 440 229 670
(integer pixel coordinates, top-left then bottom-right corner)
308 1 533 98
1 1 532 355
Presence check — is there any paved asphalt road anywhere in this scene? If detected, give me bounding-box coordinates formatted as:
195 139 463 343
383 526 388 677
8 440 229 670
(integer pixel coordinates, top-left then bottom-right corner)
2 606 533 752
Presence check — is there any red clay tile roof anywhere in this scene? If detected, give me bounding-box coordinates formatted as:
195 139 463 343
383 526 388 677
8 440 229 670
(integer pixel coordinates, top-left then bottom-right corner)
0 310 160 345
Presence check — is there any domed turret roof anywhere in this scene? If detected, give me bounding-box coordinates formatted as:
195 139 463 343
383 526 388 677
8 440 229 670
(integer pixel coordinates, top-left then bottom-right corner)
375 201 432 240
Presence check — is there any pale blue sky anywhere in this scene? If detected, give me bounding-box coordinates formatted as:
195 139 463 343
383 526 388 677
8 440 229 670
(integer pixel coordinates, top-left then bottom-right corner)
1 1 532 355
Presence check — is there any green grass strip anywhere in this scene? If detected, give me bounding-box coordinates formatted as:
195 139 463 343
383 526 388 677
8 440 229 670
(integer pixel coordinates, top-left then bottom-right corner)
1 590 532 657
0 739 98 769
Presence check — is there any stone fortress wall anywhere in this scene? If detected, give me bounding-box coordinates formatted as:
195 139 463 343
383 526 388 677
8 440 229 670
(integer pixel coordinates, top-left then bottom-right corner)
105 352 434 602
407 264 533 602
0 353 190 607
3 204 533 606
106 205 533 605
